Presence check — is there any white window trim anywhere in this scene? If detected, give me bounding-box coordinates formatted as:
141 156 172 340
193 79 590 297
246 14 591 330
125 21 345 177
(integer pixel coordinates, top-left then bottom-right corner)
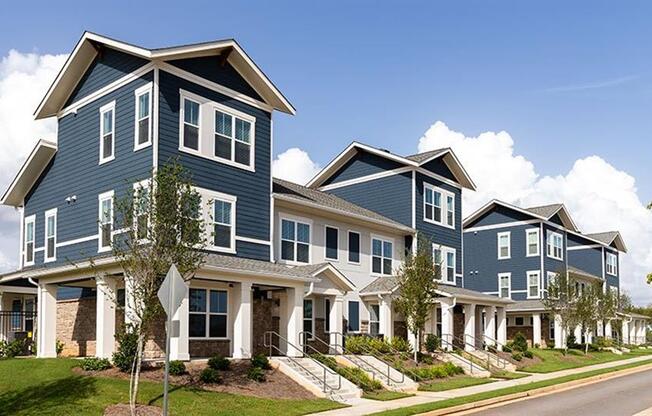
188 286 230 340
526 228 540 257
44 208 57 263
347 300 361 333
212 101 256 171
498 273 511 299
23 214 35 267
423 183 455 229
369 303 380 336
179 92 202 155
279 214 313 265
324 225 339 261
98 190 115 253
497 231 511 260
527 270 541 299
606 252 618 276
303 298 315 340
433 243 456 284
99 101 116 165
370 234 394 277
134 83 153 151
347 230 361 264
204 190 237 254
547 231 564 261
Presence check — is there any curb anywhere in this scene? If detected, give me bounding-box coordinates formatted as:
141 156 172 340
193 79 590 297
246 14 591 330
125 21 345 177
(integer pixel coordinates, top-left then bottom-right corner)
418 362 652 416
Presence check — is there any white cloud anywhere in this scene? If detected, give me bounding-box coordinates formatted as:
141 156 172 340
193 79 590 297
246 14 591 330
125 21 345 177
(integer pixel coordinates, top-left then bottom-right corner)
0 50 67 273
419 121 652 305
272 147 321 185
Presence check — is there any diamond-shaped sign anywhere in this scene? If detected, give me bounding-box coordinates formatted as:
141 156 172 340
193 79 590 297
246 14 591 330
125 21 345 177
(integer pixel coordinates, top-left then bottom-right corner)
158 264 188 317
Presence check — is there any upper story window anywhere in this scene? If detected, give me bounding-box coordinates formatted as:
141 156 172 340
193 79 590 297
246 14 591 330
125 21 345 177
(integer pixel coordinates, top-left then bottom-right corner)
424 184 454 228
212 198 236 251
497 232 511 259
526 228 540 257
546 271 558 291
527 270 540 299
98 191 114 252
498 273 511 298
133 182 150 241
24 215 35 266
99 101 116 164
134 84 152 150
281 218 311 264
547 231 564 260
215 110 254 168
433 244 456 284
606 252 618 276
182 97 200 151
372 236 393 275
44 208 57 262
325 226 339 260
189 288 228 339
348 231 360 263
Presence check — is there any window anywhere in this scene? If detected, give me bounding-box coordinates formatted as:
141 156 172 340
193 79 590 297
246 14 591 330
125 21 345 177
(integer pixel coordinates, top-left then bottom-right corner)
348 231 360 263
24 215 35 266
515 317 524 326
134 84 152 149
547 231 564 260
526 228 540 257
182 97 200 151
98 191 114 252
433 244 456 283
281 218 310 263
99 101 115 164
497 232 511 259
369 304 380 336
44 209 57 262
498 273 511 298
189 288 228 338
527 270 540 299
133 182 150 241
213 199 234 250
347 301 360 332
372 237 393 275
215 109 254 167
180 192 202 242
324 298 331 332
606 252 618 275
424 185 455 228
303 299 314 339
546 272 558 290
325 226 338 260
549 317 555 340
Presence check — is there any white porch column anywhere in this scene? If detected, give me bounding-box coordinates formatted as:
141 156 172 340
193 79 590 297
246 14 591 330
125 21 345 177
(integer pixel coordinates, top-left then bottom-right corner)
429 305 439 335
95 275 117 359
37 283 57 358
284 286 303 357
379 295 393 341
170 285 189 361
0 292 4 343
440 298 454 351
463 303 476 351
640 321 648 345
604 320 612 339
574 325 582 344
329 295 344 353
596 320 604 338
484 306 496 347
532 313 542 347
633 320 641 345
554 315 565 349
629 320 637 345
496 307 507 351
232 282 253 359
622 320 629 344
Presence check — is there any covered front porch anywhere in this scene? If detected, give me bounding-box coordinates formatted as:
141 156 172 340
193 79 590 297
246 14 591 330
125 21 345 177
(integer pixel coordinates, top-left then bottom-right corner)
0 276 37 349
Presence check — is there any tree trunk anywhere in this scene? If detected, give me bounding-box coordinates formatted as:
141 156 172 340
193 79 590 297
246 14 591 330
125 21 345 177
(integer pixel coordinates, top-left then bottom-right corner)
130 333 145 416
413 330 419 362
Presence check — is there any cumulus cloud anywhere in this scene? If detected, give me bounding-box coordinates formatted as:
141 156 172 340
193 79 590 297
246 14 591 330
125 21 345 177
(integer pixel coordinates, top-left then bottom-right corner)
0 50 67 272
272 147 321 185
419 121 652 305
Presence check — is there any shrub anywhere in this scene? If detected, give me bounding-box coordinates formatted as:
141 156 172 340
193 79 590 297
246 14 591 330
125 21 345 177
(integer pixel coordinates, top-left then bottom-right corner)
311 354 338 371
417 352 434 365
512 352 523 361
112 325 139 372
247 366 266 382
251 354 271 370
405 362 463 381
512 332 528 353
533 343 540 349
199 367 222 384
523 350 534 359
425 334 440 353
169 360 186 376
369 337 391 354
208 355 231 371
338 366 382 392
56 339 65 356
80 357 111 371
390 337 412 353
344 336 370 354
0 339 25 358
566 334 578 349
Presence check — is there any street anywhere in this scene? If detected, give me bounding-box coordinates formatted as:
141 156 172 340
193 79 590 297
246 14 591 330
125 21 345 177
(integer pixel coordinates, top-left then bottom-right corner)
462 368 652 416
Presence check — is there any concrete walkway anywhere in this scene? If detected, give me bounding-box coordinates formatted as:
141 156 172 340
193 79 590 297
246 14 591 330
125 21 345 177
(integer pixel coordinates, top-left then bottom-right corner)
313 355 652 416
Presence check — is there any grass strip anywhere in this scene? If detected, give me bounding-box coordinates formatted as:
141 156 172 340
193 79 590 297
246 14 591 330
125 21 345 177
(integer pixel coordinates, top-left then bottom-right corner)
363 391 415 401
418 376 495 392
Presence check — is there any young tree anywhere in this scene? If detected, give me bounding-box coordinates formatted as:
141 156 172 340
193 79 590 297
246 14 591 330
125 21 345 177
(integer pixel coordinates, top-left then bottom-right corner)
541 268 579 354
393 235 440 361
574 283 602 354
99 161 210 415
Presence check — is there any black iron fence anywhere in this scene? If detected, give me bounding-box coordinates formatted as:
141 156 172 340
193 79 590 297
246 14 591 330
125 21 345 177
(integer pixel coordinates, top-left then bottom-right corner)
0 311 37 354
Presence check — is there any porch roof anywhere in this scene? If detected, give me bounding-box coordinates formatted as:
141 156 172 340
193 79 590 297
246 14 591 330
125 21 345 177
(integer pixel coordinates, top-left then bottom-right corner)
568 266 603 282
505 299 545 312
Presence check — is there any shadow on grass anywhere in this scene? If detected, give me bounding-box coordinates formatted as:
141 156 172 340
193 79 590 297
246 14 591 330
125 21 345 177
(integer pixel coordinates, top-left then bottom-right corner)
146 384 186 406
0 375 98 414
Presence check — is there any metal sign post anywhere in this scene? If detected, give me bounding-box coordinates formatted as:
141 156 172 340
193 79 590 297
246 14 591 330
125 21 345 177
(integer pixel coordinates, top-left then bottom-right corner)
157 264 188 416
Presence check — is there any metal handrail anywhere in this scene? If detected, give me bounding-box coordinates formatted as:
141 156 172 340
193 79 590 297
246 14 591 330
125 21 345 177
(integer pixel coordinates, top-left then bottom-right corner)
301 331 405 385
263 331 341 393
438 333 479 374
465 334 508 370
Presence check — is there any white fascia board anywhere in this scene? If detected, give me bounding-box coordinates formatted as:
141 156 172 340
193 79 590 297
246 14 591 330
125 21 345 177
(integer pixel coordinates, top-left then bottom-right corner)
1 140 58 207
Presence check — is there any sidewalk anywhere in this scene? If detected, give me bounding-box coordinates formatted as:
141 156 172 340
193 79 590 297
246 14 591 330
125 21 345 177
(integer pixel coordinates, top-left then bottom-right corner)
312 355 652 416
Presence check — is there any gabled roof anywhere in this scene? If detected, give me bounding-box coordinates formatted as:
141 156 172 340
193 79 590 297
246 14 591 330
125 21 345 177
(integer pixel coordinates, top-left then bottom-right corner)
273 178 414 233
307 142 476 190
525 203 580 232
585 231 628 253
463 199 580 232
35 31 295 119
568 266 603 282
1 140 57 207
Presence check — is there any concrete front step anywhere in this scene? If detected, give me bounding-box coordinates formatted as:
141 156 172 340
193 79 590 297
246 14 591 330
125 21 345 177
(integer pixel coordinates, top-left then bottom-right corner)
466 349 517 372
338 355 419 392
435 351 491 378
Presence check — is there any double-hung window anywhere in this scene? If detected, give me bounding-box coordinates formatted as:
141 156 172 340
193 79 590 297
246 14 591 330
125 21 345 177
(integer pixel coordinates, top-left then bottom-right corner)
424 184 455 228
133 182 150 241
526 228 540 257
325 226 338 260
303 299 314 339
497 232 511 259
215 108 254 168
547 231 564 260
213 198 235 251
98 191 114 252
189 288 228 338
369 304 380 336
606 252 618 275
182 97 200 151
281 218 310 263
527 270 540 299
347 301 360 332
433 244 456 283
24 215 35 266
134 84 152 149
498 273 511 298
348 231 360 263
44 209 57 262
372 237 393 275
99 101 115 164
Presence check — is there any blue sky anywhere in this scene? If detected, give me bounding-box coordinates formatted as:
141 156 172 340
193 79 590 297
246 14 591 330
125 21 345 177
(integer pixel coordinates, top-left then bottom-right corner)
2 0 651 199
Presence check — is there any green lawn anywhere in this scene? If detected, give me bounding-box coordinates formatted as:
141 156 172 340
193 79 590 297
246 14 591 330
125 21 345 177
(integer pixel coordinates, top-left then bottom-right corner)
490 371 530 380
362 390 414 401
418 376 495 392
371 358 652 416
520 348 652 373
0 358 345 416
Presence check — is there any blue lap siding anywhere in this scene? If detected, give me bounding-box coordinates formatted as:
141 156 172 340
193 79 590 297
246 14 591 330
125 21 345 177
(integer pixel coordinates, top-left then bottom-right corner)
567 233 603 278
323 151 404 186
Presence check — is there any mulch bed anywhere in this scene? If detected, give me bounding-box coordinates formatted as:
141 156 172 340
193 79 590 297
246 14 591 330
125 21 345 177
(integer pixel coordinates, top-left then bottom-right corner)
74 360 318 400
497 351 542 369
104 404 162 416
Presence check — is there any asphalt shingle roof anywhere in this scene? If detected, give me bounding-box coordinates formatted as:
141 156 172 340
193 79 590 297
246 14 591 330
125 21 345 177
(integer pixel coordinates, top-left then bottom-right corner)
360 276 399 294
568 266 603 281
203 253 328 280
584 231 619 245
404 148 449 164
525 204 563 219
506 299 545 311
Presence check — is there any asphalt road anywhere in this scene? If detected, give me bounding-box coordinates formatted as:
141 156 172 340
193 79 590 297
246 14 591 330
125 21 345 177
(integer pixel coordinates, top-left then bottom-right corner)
463 367 652 416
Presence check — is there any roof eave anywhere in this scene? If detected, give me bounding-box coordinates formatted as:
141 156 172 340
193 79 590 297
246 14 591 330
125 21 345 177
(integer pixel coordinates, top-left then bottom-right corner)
1 140 58 207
